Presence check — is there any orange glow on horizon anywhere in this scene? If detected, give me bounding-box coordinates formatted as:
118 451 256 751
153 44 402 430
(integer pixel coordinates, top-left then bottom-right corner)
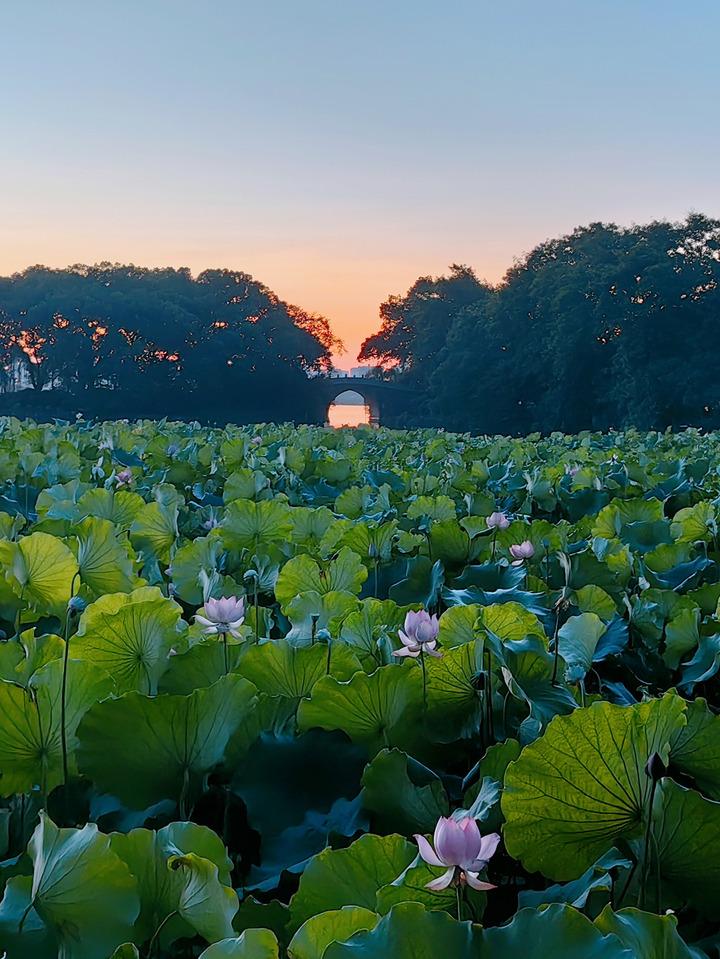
0 242 511 365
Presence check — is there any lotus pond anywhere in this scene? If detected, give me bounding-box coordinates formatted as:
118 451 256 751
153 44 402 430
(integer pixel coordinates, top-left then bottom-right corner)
0 418 719 958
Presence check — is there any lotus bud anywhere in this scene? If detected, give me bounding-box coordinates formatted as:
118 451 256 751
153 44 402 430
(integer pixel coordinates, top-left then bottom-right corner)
645 752 667 781
509 540 535 566
486 511 510 530
67 595 87 616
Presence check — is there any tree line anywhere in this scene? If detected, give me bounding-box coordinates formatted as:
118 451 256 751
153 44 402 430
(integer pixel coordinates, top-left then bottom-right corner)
2 215 718 431
360 214 720 433
0 264 338 422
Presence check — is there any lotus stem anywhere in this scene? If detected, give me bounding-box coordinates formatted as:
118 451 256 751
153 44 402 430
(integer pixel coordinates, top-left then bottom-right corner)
221 629 229 674
147 910 178 958
551 608 561 685
638 776 659 910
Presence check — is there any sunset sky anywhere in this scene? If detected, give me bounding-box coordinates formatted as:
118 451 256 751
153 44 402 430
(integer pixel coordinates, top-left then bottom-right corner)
2 1 719 363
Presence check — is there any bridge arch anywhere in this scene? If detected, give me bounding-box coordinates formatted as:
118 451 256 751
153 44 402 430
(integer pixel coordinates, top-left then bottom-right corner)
309 376 418 427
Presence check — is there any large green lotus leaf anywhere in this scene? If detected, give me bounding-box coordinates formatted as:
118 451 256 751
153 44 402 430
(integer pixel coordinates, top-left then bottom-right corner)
568 547 629 598
592 498 671 553
288 906 379 959
3 531 79 614
71 516 140 596
284 590 360 645
663 606 700 670
0 658 113 797
129 491 180 564
334 519 398 565
669 698 720 799
73 586 187 694
388 556 444 608
501 637 577 742
449 562 526 593
167 852 238 943
290 505 338 548
407 496 456 522
361 748 448 835
437 604 481 648
77 674 257 809
338 599 407 664
670 501 717 544
322 902 481 959
276 548 368 610
480 602 546 644
642 544 711 593
297 664 423 755
573 584 618 621
233 729 368 890
289 834 416 932
238 640 361 700
646 780 720 919
159 639 244 695
462 739 521 832
594 906 702 959
221 499 293 552
0 874 56 957
477 903 628 958
679 634 720 691
425 643 483 740
518 849 632 916
110 821 233 945
199 929 280 958
169 533 225 604
78 488 146 529
233 895 289 945
502 694 687 879
375 858 488 921
428 519 471 566
556 612 608 679
630 588 695 644
223 468 270 503
0 628 64 685
6 814 140 959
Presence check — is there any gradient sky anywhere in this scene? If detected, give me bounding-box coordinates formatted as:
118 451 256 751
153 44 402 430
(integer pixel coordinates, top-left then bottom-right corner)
2 1 719 363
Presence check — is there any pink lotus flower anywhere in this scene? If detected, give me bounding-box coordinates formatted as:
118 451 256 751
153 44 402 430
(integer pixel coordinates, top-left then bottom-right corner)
486 511 510 530
393 609 441 659
196 596 245 638
510 540 535 565
415 817 500 891
251 436 263 445
115 468 133 486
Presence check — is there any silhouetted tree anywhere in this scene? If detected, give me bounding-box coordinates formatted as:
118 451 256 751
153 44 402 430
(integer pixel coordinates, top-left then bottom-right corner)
0 263 339 421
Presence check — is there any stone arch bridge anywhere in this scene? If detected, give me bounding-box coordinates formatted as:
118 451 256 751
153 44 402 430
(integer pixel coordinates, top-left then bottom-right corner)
309 377 419 427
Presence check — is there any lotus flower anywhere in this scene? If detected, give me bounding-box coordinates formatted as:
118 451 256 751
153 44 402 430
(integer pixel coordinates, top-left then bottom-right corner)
196 596 245 638
510 540 535 565
251 436 263 445
486 511 510 530
115 468 133 486
415 817 500 891
393 609 441 659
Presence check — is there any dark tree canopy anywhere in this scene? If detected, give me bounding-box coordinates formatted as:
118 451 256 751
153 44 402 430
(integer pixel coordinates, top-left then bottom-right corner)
363 215 720 433
0 263 339 422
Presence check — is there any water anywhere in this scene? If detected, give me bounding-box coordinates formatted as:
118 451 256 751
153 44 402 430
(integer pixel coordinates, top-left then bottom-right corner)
328 403 370 427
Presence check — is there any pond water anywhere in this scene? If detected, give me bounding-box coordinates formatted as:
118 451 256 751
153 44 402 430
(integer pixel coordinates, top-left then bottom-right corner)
327 402 370 427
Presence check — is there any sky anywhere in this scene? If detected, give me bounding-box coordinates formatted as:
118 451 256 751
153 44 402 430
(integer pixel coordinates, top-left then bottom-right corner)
2 1 719 364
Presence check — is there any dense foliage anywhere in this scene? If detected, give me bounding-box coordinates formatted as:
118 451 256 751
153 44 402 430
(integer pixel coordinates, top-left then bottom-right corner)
1 417 720 957
361 214 720 433
0 265 337 422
